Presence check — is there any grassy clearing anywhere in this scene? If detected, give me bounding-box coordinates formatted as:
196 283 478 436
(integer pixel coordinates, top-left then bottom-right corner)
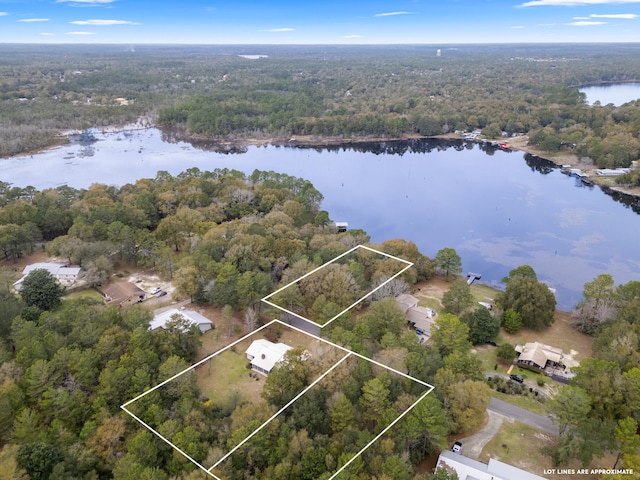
196 321 346 410
195 345 264 408
64 289 104 302
481 420 617 480
470 283 499 303
418 297 442 313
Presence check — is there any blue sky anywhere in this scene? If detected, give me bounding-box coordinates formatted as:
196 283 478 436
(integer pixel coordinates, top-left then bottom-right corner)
1 0 639 44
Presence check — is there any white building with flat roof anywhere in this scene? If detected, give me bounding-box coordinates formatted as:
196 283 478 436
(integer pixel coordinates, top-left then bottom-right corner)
435 450 546 480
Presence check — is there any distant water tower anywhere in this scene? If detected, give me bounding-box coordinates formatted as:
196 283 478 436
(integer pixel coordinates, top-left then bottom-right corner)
436 49 441 57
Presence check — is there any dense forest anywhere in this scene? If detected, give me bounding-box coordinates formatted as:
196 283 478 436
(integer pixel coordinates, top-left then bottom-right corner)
0 168 467 479
2 44 640 170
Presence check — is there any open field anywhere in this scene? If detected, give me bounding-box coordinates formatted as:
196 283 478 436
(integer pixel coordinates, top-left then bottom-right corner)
480 420 617 480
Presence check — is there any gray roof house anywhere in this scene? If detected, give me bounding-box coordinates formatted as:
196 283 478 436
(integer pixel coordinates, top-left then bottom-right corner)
150 308 214 333
13 262 81 291
396 293 437 336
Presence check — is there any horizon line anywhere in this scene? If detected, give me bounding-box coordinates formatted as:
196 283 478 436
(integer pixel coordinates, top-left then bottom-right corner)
2 41 640 46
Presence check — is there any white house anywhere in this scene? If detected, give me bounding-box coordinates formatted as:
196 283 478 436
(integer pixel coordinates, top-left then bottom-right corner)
149 308 213 333
245 339 293 375
435 450 546 480
13 262 81 291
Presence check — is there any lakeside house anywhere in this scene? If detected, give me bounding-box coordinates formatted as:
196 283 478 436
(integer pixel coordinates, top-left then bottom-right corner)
435 450 546 480
395 293 437 336
13 262 81 291
98 282 145 307
149 308 213 333
245 339 293 375
514 341 566 372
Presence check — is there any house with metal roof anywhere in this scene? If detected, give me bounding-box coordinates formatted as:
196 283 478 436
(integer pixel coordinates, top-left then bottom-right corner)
436 450 546 480
245 339 293 375
13 262 82 291
150 308 213 333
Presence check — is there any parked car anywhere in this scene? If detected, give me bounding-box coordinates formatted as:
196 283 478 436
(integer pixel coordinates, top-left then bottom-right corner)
154 290 167 297
510 374 524 383
452 441 462 453
150 287 161 294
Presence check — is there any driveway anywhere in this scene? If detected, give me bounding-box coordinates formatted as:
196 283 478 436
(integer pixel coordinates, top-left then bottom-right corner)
455 397 559 461
457 410 508 460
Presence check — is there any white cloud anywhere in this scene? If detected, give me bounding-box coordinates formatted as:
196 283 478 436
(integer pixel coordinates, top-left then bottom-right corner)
19 18 51 22
344 34 363 38
263 27 294 32
374 11 415 17
70 19 139 25
566 20 607 25
0 12 9 16
590 13 638 17
573 15 590 18
519 0 640 7
510 25 526 28
57 0 115 3
41 32 55 36
66 31 96 34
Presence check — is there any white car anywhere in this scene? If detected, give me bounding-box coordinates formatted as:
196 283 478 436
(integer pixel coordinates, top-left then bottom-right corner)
452 442 462 453
150 287 161 294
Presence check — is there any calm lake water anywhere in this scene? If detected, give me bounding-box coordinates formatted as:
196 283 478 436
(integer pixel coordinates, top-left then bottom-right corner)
580 82 640 106
3 128 640 310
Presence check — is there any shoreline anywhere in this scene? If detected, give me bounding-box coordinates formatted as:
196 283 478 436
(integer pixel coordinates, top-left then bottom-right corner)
5 124 640 201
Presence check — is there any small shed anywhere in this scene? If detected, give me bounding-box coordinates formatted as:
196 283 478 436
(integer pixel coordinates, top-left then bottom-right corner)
335 222 348 233
245 339 293 375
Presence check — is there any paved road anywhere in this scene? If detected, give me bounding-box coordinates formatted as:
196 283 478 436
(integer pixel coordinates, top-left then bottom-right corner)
284 313 321 336
488 397 558 435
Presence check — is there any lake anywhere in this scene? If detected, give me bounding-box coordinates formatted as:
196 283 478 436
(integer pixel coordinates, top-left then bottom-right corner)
580 82 640 106
2 127 640 310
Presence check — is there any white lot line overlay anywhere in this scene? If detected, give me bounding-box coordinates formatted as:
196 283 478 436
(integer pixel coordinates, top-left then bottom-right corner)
121 244 435 479
208 351 353 472
261 244 414 328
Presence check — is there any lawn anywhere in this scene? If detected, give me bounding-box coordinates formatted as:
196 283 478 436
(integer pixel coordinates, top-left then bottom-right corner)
470 283 499 304
63 288 105 303
195 345 264 409
480 420 617 480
